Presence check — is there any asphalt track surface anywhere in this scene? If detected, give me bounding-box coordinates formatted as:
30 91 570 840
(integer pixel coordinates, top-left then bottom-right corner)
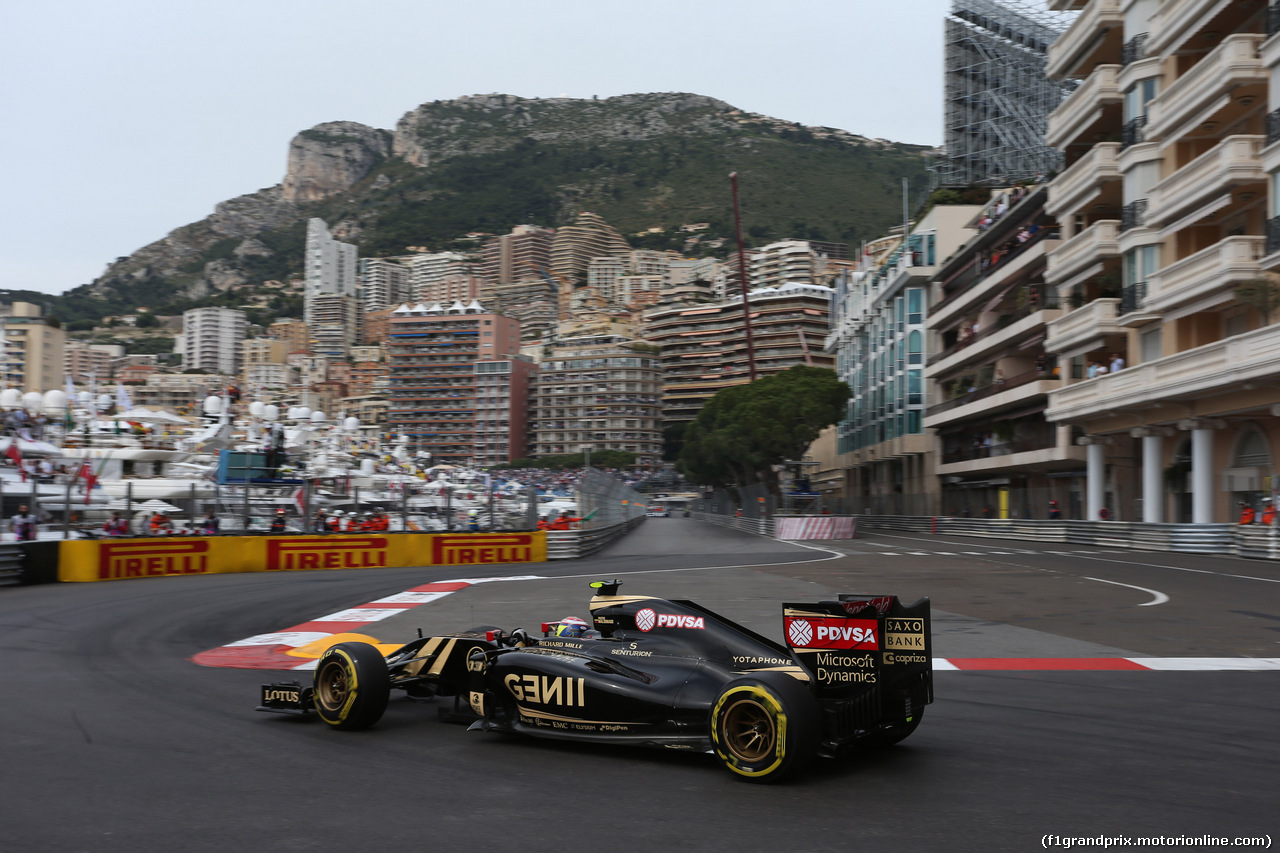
5 520 1277 852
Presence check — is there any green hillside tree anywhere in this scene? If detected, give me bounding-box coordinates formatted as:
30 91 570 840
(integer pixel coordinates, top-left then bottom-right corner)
678 366 849 492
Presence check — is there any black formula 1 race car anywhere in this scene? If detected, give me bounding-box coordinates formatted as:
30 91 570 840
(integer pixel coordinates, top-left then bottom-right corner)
258 581 933 781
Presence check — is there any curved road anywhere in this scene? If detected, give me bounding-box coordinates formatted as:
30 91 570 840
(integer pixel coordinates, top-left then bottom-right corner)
4 520 1276 851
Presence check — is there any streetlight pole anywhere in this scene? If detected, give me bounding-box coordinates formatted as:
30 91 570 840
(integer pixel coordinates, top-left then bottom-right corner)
730 172 758 382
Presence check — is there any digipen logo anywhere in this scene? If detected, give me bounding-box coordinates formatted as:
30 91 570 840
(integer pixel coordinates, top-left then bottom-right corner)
98 539 209 580
431 533 535 565
784 617 878 650
265 537 388 571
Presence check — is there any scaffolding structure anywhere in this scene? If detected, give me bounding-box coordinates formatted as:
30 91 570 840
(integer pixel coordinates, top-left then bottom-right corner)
939 0 1077 186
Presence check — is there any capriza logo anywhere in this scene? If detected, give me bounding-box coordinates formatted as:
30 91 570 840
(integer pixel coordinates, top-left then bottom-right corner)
634 608 704 632
785 616 878 650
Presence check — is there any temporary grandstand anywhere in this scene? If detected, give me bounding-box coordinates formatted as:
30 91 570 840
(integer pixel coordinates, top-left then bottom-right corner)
939 0 1077 186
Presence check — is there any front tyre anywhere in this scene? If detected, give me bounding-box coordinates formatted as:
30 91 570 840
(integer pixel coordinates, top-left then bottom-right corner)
313 642 390 730
710 674 819 782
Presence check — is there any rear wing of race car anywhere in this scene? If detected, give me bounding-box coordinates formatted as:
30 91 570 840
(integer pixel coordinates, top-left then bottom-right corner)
782 595 932 699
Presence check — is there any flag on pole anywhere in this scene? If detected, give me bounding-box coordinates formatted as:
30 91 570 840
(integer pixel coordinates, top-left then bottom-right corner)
116 382 133 413
5 441 24 481
66 375 76 399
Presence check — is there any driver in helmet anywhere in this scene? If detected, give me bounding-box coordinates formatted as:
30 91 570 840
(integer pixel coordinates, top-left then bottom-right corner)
554 616 590 638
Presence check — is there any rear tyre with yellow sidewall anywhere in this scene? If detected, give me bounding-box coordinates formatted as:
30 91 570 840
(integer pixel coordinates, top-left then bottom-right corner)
710 673 819 782
313 642 391 730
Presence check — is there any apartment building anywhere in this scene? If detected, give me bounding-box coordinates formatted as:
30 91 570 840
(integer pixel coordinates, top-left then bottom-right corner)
409 252 474 300
480 225 554 287
181 307 247 375
267 318 310 354
923 184 1083 517
644 283 835 426
244 363 292 391
240 338 289 370
308 294 358 361
1 302 65 393
821 204 979 512
549 212 632 290
304 218 357 327
530 333 662 466
386 304 525 464
133 373 230 412
358 257 412 312
65 340 115 384
1042 0 1272 523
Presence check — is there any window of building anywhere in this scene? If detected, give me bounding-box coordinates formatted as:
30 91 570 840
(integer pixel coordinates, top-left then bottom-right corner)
1139 325 1162 362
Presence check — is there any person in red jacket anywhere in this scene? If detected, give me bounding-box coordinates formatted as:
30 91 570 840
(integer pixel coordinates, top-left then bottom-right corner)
547 511 583 531
345 512 362 533
372 508 390 531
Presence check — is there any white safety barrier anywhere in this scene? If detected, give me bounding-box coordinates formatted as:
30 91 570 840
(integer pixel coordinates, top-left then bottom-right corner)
545 516 647 560
774 516 856 540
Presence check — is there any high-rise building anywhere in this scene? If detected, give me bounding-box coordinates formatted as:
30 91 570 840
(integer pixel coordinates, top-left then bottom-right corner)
267 318 310 354
1041 0 1273 524
359 258 411 313
644 283 835 425
939 0 1077 185
386 304 527 464
480 225 555 287
65 340 115 384
549 212 632 290
530 332 663 466
410 252 473 300
304 218 357 328
2 302 66 393
180 307 247 375
308 295 358 361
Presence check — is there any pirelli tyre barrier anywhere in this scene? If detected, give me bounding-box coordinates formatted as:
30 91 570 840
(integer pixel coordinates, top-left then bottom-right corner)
55 531 549 583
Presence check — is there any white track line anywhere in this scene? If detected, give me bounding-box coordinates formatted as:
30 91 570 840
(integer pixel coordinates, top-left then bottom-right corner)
1081 576 1169 607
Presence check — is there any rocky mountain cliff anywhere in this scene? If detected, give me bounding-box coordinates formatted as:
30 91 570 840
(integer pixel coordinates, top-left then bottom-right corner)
58 92 932 322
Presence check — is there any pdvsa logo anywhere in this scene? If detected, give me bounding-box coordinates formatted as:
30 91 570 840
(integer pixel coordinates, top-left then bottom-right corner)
785 617 878 650
634 608 705 632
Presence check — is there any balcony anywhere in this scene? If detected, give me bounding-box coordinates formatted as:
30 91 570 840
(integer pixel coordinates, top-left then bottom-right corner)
1045 298 1124 356
1144 34 1266 143
1120 199 1149 232
1122 32 1148 65
1046 220 1120 286
928 298 1063 374
1047 142 1121 217
1145 235 1266 314
1146 135 1265 228
1149 0 1260 57
925 373 1061 429
1047 319 1280 423
1121 115 1148 149
1045 65 1122 150
1046 0 1123 79
932 235 1059 328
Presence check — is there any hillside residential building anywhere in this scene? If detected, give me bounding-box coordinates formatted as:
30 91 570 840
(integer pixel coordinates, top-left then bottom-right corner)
180 307 247 375
530 333 663 466
267 318 310 354
750 240 845 289
480 225 555 287
134 373 229 413
65 340 115 384
304 218 357 328
386 304 526 464
245 363 292 391
644 283 834 425
1041 0 1273 523
359 258 412 312
549 212 632 295
819 203 980 511
2 302 65 393
308 294 358 361
410 252 474 300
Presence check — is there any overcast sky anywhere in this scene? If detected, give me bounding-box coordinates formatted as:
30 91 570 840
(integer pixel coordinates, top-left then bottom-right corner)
2 0 956 296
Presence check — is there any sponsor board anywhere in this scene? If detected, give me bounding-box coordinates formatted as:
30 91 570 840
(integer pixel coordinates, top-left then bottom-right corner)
96 539 210 580
58 532 547 582
266 537 388 571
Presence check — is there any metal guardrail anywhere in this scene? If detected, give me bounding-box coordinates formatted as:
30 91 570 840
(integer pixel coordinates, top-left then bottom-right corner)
0 544 22 584
545 515 647 560
855 515 1269 558
690 512 776 538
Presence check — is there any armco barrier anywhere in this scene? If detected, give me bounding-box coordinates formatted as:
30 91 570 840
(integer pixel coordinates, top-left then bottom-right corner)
0 543 24 584
547 516 647 559
55 531 548 582
855 515 1274 558
690 513 776 538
